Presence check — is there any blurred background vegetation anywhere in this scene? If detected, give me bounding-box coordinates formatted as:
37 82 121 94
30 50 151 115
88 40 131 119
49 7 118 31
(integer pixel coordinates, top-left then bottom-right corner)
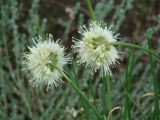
0 0 160 119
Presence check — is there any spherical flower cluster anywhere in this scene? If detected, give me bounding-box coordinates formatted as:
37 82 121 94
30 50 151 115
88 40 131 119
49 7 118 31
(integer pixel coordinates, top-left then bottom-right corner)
23 35 69 89
73 21 120 76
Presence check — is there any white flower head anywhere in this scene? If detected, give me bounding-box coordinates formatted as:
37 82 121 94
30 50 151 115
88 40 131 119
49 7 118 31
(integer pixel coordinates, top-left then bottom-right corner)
73 21 120 76
23 34 69 89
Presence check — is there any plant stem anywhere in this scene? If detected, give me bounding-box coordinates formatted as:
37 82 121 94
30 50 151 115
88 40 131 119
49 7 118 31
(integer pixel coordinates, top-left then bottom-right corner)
105 75 113 120
88 75 99 112
106 41 160 60
71 63 90 120
54 66 102 119
147 38 159 119
86 0 96 21
122 83 147 120
123 49 135 120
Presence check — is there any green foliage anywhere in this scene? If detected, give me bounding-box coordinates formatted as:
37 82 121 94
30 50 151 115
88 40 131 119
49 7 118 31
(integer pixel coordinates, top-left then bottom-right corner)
0 0 160 119
95 0 133 31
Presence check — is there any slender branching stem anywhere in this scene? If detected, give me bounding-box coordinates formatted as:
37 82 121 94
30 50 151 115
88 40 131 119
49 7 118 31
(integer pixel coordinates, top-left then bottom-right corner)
86 0 96 21
106 41 160 60
54 65 102 119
